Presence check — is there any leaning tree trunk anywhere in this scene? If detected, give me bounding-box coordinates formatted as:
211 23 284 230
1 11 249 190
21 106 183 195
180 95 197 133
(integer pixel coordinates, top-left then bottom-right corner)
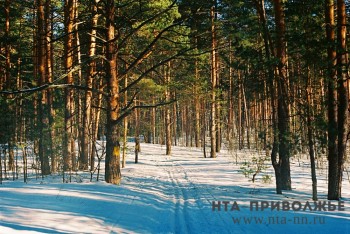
256 0 277 172
104 0 121 184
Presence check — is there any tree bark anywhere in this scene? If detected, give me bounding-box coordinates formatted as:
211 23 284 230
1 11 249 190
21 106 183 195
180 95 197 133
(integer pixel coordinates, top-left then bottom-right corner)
273 0 291 190
306 68 317 201
122 73 128 168
135 99 140 163
194 57 201 147
210 4 217 158
37 0 51 175
81 0 99 171
104 0 121 184
4 0 16 173
63 0 76 172
335 0 348 199
45 0 56 173
326 0 339 200
165 62 172 155
90 79 103 171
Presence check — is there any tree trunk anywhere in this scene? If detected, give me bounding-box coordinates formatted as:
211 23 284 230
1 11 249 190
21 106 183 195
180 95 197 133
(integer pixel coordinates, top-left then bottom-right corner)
335 0 348 199
215 50 221 153
105 0 121 184
165 62 172 155
273 0 291 190
63 0 76 173
134 99 140 163
45 0 56 173
152 98 156 144
122 73 128 168
238 72 243 149
4 0 16 173
227 42 234 143
194 57 201 147
256 0 283 194
0 149 2 184
210 4 217 158
37 0 51 175
4 0 11 90
326 0 339 200
242 82 250 149
90 79 103 171
306 68 317 201
82 0 99 171
172 101 178 146
202 101 207 158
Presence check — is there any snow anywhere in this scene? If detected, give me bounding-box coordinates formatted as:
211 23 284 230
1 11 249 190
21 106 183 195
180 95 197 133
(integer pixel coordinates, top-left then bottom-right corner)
1 143 350 233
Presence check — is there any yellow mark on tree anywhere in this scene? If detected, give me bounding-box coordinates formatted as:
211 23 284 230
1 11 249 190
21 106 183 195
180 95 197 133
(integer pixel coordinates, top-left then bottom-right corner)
113 145 120 158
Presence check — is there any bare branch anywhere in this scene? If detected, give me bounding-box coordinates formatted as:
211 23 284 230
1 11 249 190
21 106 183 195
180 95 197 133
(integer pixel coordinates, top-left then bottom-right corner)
121 90 139 111
0 83 107 97
112 99 177 125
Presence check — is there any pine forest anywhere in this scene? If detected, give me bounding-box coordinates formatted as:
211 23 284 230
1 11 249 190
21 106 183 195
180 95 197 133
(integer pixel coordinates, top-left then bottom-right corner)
0 1 350 233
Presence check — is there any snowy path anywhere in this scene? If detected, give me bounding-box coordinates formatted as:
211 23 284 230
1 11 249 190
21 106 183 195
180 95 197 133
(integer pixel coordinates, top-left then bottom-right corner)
1 143 350 233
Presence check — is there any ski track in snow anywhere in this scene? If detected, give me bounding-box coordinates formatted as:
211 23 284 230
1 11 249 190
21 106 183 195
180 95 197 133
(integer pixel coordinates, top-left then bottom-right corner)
0 142 350 234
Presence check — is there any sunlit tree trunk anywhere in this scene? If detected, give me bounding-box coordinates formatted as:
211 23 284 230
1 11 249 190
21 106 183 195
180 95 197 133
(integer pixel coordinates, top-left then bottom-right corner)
238 71 244 149
63 0 76 172
82 0 99 171
45 0 56 173
165 62 172 155
73 0 83 171
227 42 234 143
242 81 250 149
215 50 221 153
134 99 140 163
210 4 217 158
105 0 121 184
172 101 178 146
194 57 201 148
152 97 156 144
122 73 128 168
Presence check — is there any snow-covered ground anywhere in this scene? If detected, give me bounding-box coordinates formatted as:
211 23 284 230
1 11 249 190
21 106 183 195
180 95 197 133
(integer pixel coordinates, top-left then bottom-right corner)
0 143 349 233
